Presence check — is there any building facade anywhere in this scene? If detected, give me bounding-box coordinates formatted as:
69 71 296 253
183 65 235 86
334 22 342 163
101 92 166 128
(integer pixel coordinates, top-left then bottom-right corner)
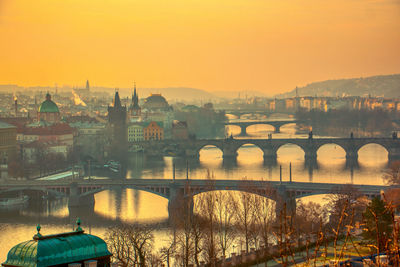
143 121 164 140
0 121 16 164
127 123 144 142
172 120 189 140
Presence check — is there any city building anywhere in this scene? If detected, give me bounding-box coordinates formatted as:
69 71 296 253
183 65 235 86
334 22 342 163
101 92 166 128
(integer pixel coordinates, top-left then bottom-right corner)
172 120 189 140
128 84 141 121
0 121 17 164
16 123 75 163
2 221 112 267
69 119 106 161
142 94 173 135
143 121 164 140
127 123 144 142
37 93 61 123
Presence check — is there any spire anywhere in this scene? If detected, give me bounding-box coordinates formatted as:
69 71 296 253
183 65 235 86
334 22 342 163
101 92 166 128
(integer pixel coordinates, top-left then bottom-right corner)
132 82 137 102
134 81 137 99
132 82 139 108
113 90 122 108
46 92 51 101
86 80 90 90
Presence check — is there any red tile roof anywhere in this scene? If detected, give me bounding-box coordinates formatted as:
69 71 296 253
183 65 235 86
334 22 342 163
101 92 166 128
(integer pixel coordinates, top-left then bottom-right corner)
19 123 76 136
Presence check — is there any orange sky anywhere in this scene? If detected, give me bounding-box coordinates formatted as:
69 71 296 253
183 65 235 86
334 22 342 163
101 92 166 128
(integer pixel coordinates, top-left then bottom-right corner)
0 0 399 94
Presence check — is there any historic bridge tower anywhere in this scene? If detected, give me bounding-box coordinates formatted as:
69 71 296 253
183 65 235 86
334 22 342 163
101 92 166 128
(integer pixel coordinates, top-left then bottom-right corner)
107 91 127 159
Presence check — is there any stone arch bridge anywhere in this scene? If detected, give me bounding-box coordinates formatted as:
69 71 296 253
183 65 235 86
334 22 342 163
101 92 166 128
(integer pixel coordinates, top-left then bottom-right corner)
224 120 297 135
0 179 390 218
141 137 400 163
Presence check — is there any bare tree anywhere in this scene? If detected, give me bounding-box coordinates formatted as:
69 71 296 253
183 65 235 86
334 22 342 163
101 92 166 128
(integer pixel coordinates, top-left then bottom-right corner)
105 226 134 267
252 183 275 254
295 201 327 240
383 160 400 185
214 190 237 259
197 180 218 265
235 180 257 253
105 224 154 267
159 241 175 267
324 185 364 235
172 183 195 267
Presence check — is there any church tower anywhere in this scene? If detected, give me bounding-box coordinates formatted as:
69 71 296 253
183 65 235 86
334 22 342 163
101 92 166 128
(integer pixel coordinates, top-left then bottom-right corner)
107 90 127 158
129 83 141 119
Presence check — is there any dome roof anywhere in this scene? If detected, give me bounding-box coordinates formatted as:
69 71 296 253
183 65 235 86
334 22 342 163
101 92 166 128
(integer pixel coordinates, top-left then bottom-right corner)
38 93 59 113
3 227 111 267
143 94 169 110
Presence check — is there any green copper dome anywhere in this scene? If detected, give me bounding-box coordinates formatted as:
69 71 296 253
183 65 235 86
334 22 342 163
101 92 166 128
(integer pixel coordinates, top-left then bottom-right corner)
38 93 59 113
3 227 111 267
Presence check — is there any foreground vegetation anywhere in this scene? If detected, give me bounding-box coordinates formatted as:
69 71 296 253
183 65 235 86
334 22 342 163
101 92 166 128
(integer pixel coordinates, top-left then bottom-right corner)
104 163 400 266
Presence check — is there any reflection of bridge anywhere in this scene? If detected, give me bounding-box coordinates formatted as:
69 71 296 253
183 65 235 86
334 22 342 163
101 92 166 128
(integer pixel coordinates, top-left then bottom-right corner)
141 137 400 163
0 178 390 218
224 120 297 135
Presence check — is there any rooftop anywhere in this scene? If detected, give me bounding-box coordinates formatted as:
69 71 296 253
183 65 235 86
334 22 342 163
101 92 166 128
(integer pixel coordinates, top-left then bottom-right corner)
2 220 111 267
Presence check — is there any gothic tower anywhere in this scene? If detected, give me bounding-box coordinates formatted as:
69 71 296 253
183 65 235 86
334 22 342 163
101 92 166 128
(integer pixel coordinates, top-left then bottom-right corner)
107 90 127 158
129 83 141 119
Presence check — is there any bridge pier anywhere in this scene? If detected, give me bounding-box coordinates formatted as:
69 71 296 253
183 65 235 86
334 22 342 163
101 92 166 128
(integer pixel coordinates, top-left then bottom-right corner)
345 149 358 164
275 185 296 220
388 147 400 162
68 194 95 208
274 125 281 133
222 147 238 160
304 149 317 162
239 126 247 136
168 185 194 224
68 182 95 208
263 148 277 162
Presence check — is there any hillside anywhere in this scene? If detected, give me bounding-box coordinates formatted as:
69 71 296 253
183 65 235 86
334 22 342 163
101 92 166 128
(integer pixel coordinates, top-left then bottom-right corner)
276 74 400 98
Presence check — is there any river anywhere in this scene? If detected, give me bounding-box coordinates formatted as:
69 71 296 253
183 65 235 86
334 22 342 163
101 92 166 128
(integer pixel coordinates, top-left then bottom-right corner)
0 120 391 262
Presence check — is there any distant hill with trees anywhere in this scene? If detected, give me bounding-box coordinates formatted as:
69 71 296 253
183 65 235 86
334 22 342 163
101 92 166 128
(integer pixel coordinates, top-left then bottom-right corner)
276 74 400 98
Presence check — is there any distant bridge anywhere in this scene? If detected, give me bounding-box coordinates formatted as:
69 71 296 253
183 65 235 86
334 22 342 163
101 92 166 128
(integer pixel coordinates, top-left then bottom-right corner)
224 119 298 135
140 136 400 163
0 178 391 217
216 108 294 118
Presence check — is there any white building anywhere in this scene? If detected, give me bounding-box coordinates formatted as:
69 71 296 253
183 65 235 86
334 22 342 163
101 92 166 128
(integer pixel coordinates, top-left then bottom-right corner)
127 123 144 142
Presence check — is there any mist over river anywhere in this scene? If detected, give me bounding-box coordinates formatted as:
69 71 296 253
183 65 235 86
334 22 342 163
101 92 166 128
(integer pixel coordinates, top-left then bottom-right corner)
0 121 391 262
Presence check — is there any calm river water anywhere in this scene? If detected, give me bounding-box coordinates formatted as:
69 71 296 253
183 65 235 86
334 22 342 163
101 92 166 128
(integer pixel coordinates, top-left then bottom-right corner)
0 120 392 262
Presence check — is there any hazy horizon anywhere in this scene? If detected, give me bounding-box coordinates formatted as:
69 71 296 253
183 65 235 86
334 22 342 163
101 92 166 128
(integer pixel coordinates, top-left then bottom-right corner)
1 0 399 94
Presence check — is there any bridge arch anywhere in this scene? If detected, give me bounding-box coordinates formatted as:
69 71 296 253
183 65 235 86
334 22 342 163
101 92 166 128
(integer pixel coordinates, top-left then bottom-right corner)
357 142 389 163
196 144 224 159
225 113 240 120
245 123 275 134
276 143 306 160
235 142 265 162
225 124 242 136
316 143 347 162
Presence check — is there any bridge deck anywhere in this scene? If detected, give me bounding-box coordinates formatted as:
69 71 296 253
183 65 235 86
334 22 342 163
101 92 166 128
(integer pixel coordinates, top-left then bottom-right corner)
0 178 389 192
